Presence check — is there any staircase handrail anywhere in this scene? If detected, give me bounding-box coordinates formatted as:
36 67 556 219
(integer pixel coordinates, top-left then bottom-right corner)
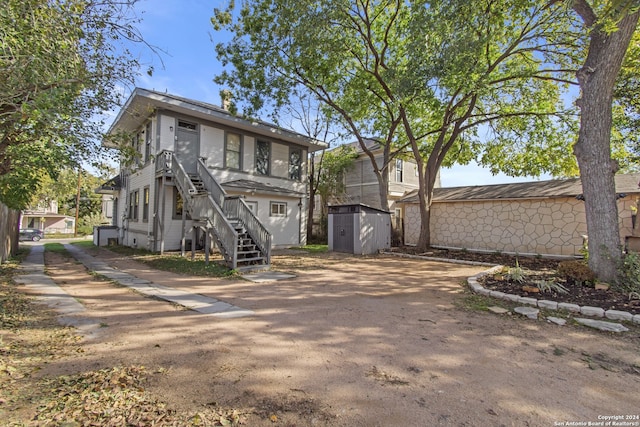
196 158 226 207
169 153 198 199
196 158 271 265
170 153 239 268
190 194 239 269
224 196 272 265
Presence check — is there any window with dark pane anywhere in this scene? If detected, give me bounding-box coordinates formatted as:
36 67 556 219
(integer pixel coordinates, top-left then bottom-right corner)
289 148 302 180
256 140 270 175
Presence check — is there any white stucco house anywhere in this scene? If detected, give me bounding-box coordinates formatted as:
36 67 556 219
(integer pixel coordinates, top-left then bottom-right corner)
98 88 327 270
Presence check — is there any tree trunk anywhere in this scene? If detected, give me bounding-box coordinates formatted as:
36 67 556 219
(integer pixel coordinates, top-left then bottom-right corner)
573 10 639 282
375 169 390 211
415 183 432 252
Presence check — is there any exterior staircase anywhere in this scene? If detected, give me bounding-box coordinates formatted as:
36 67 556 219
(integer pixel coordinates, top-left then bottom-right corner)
166 152 271 271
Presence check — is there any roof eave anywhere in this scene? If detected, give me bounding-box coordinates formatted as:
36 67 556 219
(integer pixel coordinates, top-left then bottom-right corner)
104 88 328 152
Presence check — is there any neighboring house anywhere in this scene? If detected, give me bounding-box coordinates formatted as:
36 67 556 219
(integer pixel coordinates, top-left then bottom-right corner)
398 173 640 257
98 88 326 270
20 200 75 235
314 139 436 235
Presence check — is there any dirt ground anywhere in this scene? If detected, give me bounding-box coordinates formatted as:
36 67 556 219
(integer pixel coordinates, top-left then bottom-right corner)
13 245 640 426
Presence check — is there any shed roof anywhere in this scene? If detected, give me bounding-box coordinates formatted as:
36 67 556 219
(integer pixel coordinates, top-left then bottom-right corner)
398 173 640 203
328 203 391 214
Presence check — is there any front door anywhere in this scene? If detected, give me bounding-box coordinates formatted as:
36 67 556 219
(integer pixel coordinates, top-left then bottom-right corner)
175 119 199 174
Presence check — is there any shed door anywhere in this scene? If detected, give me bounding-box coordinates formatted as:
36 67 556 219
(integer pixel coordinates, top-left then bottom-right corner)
175 120 199 174
333 213 354 253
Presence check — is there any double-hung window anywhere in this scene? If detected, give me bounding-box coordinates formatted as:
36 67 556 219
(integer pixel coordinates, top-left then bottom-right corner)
256 140 270 175
225 132 241 169
144 122 152 163
129 190 139 220
142 187 149 221
395 159 403 182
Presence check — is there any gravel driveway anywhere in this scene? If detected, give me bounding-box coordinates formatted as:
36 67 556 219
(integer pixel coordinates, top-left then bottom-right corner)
20 244 640 426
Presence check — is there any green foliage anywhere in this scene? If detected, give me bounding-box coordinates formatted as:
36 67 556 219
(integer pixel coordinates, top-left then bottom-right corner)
300 244 328 253
0 0 148 209
213 0 592 251
614 30 640 170
557 260 597 286
613 251 640 294
104 245 237 278
507 258 526 283
534 279 569 294
316 145 358 205
44 243 67 254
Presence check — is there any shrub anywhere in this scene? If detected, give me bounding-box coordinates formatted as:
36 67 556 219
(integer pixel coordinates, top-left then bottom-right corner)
535 279 568 294
614 252 640 294
507 258 526 283
557 260 596 286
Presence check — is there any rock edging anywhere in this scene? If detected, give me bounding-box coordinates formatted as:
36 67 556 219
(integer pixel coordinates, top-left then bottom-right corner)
468 267 640 326
383 251 640 328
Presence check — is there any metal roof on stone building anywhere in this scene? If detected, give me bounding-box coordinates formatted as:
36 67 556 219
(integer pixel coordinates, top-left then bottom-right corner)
398 173 640 203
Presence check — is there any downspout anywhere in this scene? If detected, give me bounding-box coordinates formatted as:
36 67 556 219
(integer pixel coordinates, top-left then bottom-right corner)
298 197 304 246
160 171 166 255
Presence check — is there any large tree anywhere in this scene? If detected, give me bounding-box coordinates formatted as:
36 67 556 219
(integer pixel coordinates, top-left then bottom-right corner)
214 0 581 250
0 0 150 210
567 0 640 282
214 0 414 212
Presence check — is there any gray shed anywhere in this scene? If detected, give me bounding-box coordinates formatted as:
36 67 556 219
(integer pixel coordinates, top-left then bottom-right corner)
328 204 391 255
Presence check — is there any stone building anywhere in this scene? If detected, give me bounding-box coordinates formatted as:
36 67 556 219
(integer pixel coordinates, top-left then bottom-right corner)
398 173 640 257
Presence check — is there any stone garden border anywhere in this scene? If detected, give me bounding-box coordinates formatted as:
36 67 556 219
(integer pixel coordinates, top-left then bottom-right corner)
467 267 640 325
384 251 640 325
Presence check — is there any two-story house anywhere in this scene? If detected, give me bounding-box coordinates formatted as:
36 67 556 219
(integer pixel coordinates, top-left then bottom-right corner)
98 88 326 270
314 140 436 238
20 200 75 235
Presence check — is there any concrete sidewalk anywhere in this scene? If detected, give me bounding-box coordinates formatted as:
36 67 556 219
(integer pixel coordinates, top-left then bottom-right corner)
14 243 255 339
63 244 254 318
14 245 103 338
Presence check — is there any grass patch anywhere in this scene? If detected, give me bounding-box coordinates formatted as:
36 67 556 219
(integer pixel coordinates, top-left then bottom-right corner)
142 254 235 277
71 240 96 248
43 242 68 254
300 244 328 253
456 293 494 312
102 245 236 278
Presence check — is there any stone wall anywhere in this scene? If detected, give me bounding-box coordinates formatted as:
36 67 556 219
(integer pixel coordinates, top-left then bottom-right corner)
403 195 637 256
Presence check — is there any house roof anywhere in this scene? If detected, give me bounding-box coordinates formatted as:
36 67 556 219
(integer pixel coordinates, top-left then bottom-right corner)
398 173 640 203
21 212 74 220
222 179 305 197
95 175 122 194
105 88 327 152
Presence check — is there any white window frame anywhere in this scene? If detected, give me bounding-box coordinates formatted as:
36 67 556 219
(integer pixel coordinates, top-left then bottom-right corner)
270 201 287 217
395 159 403 182
225 132 242 170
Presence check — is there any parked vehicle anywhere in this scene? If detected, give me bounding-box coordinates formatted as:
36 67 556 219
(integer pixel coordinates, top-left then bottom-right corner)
19 228 44 242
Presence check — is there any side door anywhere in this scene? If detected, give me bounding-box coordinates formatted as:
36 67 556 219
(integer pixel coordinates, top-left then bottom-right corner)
175 119 199 174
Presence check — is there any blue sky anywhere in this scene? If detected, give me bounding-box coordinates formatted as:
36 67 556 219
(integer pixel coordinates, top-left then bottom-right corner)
125 0 552 188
